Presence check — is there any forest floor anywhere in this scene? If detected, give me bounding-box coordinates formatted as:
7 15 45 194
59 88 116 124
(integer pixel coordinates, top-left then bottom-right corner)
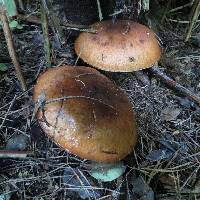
0 4 200 200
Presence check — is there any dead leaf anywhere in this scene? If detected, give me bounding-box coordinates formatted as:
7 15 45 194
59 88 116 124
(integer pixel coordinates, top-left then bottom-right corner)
161 107 181 121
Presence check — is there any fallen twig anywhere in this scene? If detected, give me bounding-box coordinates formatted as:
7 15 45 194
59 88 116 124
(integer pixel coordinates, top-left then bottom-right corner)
149 67 200 107
17 14 96 33
17 14 41 24
185 0 200 41
41 0 51 67
167 19 200 24
0 150 33 158
0 6 27 91
0 95 16 130
96 0 103 21
168 2 194 13
161 0 172 24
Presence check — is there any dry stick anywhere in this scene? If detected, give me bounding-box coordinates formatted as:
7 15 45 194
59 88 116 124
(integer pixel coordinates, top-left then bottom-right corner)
96 0 103 21
0 95 17 129
41 0 51 67
0 7 27 91
147 160 161 185
185 0 200 41
17 14 41 24
0 87 32 111
168 1 194 13
62 25 97 33
0 150 33 158
149 67 200 107
161 0 172 24
167 19 200 24
17 14 96 33
44 0 63 46
62 22 92 30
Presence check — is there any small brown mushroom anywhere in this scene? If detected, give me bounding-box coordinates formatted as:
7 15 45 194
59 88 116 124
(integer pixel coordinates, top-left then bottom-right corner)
75 20 161 72
33 65 137 163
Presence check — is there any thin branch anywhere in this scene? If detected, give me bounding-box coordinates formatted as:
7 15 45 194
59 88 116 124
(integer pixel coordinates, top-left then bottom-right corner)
41 0 51 67
149 67 200 107
161 0 172 24
17 14 96 33
185 0 200 41
0 6 27 91
96 0 103 21
167 18 200 24
0 150 33 158
17 13 41 24
0 95 16 129
168 1 194 13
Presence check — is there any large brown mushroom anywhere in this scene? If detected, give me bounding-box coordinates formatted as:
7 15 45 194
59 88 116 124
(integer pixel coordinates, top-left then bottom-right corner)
75 20 161 72
33 65 137 163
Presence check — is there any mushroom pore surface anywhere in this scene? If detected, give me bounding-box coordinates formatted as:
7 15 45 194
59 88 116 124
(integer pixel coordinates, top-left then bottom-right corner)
33 65 137 162
75 20 161 72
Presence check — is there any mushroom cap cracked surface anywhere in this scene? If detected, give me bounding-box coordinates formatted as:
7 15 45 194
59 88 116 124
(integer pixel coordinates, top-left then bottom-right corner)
33 65 137 162
75 20 161 72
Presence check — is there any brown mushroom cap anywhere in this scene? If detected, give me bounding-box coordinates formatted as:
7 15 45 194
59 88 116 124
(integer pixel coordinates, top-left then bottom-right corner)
33 65 137 162
75 20 161 72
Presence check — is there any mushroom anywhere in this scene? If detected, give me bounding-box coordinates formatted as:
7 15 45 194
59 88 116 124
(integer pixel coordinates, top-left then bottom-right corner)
75 20 161 72
74 20 200 106
33 65 137 164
